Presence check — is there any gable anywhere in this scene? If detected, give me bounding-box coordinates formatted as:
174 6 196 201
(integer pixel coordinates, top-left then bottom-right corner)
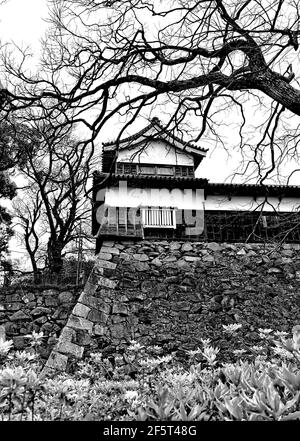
116 138 194 166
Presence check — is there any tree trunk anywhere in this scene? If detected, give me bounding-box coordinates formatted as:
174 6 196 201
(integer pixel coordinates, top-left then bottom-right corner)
29 254 40 284
47 240 64 274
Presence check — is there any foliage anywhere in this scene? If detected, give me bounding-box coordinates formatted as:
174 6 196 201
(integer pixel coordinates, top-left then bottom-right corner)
0 120 33 274
1 326 300 420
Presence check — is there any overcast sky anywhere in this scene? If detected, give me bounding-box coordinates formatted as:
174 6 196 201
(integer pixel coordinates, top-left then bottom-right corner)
0 0 238 184
0 0 48 48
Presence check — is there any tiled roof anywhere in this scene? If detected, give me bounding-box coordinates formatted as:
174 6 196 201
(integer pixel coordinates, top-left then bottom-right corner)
93 172 300 197
102 117 208 154
94 171 208 185
206 182 300 197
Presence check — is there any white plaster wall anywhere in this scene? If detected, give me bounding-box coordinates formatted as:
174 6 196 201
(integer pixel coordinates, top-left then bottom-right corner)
117 140 194 166
204 195 300 212
98 186 300 212
101 185 205 210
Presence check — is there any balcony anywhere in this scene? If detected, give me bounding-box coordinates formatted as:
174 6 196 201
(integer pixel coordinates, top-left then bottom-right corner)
141 207 176 229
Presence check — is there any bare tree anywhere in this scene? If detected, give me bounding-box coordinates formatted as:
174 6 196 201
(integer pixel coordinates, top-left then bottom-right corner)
1 0 300 182
13 189 44 282
0 121 19 274
14 123 93 274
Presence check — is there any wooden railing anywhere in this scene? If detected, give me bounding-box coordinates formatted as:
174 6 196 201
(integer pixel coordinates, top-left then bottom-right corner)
141 207 176 228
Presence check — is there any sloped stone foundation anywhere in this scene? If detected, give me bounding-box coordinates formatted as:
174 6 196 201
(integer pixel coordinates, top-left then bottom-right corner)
43 239 300 373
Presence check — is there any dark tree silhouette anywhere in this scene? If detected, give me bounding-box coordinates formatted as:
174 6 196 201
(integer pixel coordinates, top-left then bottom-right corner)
1 0 300 182
14 124 93 274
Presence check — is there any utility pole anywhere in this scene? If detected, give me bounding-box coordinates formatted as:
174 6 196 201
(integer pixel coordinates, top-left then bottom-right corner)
76 221 83 286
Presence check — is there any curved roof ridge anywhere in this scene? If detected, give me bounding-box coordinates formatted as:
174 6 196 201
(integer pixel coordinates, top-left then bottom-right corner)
102 117 208 154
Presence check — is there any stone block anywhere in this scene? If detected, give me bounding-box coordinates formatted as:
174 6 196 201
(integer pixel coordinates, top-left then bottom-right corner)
6 294 22 303
57 340 84 358
163 256 177 263
206 242 222 252
103 240 115 247
94 267 104 276
46 351 68 371
4 321 17 334
94 325 106 336
98 252 112 260
34 316 47 324
88 309 109 324
112 303 128 316
97 259 117 270
41 323 53 333
7 303 21 311
31 307 52 317
150 258 162 267
45 296 58 307
78 293 106 310
184 256 201 262
141 280 155 293
60 326 75 342
13 336 26 349
22 293 35 303
110 323 126 338
133 253 149 261
181 243 193 252
75 330 94 346
67 315 93 333
83 280 98 296
169 242 181 251
119 252 132 261
58 291 74 304
268 267 282 274
97 276 118 289
10 310 31 321
202 255 215 262
72 303 91 318
101 246 120 255
133 262 150 272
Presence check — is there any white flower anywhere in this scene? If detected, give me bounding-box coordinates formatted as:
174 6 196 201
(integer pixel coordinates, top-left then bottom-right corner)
188 347 202 357
233 349 247 356
202 346 220 364
223 324 242 333
274 331 289 338
25 331 44 347
90 352 103 363
258 328 273 334
0 340 13 356
150 345 163 354
128 341 144 352
272 346 294 360
251 345 265 352
124 390 139 401
200 338 211 347
9 351 37 362
140 355 172 369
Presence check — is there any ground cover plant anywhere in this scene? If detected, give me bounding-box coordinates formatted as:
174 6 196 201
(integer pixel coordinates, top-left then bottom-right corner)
1 325 300 421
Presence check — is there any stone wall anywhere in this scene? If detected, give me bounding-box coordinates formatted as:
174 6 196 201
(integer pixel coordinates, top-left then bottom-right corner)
0 285 81 357
43 240 300 372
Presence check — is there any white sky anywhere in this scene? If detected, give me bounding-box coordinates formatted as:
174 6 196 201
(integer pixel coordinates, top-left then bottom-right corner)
0 0 48 49
0 0 239 184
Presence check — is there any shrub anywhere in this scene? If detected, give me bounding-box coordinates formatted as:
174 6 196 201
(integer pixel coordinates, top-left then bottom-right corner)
0 326 300 420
